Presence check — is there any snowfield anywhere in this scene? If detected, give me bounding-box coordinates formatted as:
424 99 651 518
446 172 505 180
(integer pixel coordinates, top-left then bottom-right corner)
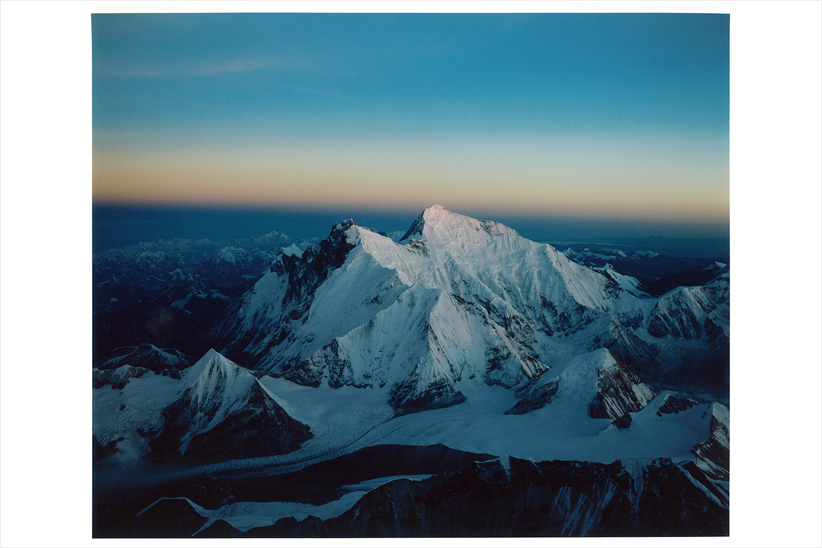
256 353 716 467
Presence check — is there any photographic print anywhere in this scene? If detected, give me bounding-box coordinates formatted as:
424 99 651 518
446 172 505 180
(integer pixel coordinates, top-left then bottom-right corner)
91 11 730 538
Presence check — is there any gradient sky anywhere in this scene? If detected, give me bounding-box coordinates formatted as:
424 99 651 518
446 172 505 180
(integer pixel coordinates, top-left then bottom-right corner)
92 12 729 227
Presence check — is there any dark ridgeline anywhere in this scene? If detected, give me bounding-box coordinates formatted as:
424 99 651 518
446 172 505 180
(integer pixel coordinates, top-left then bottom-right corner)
99 448 728 537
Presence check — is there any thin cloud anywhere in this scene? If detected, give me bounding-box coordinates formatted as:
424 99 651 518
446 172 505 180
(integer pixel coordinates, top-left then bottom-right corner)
98 56 294 78
96 54 355 101
275 84 350 101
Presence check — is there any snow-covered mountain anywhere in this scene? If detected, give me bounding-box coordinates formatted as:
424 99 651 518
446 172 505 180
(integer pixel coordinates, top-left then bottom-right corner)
93 205 730 537
560 244 728 295
507 348 654 420
687 402 730 506
648 266 729 341
149 350 312 461
93 364 152 390
93 234 306 363
219 205 728 414
98 343 194 377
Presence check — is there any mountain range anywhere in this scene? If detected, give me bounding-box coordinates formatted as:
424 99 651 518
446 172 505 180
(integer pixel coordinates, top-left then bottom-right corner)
92 205 730 537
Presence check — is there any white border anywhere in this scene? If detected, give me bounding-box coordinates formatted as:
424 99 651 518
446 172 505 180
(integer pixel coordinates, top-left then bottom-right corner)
2 2 820 547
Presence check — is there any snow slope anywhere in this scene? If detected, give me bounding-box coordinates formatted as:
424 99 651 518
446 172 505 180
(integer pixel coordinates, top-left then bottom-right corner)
222 349 712 473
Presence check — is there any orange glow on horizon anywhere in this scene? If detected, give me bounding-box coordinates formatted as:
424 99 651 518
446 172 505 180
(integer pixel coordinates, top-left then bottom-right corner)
93 135 728 225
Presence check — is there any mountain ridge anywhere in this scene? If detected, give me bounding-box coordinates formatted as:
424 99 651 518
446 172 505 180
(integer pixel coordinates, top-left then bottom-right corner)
218 205 728 413
93 205 730 537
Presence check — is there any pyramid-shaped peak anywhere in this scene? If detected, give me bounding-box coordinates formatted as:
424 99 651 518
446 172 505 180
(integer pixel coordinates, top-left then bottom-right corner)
422 204 460 219
425 204 448 213
419 204 476 227
199 347 222 363
194 348 234 371
183 349 252 393
150 348 313 459
194 348 250 378
401 205 516 242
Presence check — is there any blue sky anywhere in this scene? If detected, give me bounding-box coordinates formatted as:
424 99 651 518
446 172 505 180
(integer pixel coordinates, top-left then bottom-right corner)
92 12 729 227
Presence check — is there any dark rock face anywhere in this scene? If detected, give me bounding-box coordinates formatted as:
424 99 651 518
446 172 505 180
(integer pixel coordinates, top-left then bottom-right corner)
93 434 124 463
221 221 359 369
195 519 243 537
187 387 311 461
698 414 729 480
657 394 699 416
399 211 426 241
606 316 659 379
269 220 357 307
613 413 632 429
149 385 312 461
687 407 729 506
505 377 560 415
260 457 728 537
148 357 312 461
632 458 728 535
588 355 654 420
389 376 467 416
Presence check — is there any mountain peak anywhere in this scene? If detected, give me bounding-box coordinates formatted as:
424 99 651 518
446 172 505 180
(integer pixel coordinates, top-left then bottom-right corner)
421 204 461 222
400 205 462 240
151 349 312 459
187 349 255 401
401 205 516 243
332 218 357 232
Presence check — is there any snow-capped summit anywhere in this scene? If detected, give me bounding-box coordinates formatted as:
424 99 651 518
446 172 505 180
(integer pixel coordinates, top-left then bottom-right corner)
401 204 517 244
219 206 728 415
177 349 257 421
149 349 311 460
